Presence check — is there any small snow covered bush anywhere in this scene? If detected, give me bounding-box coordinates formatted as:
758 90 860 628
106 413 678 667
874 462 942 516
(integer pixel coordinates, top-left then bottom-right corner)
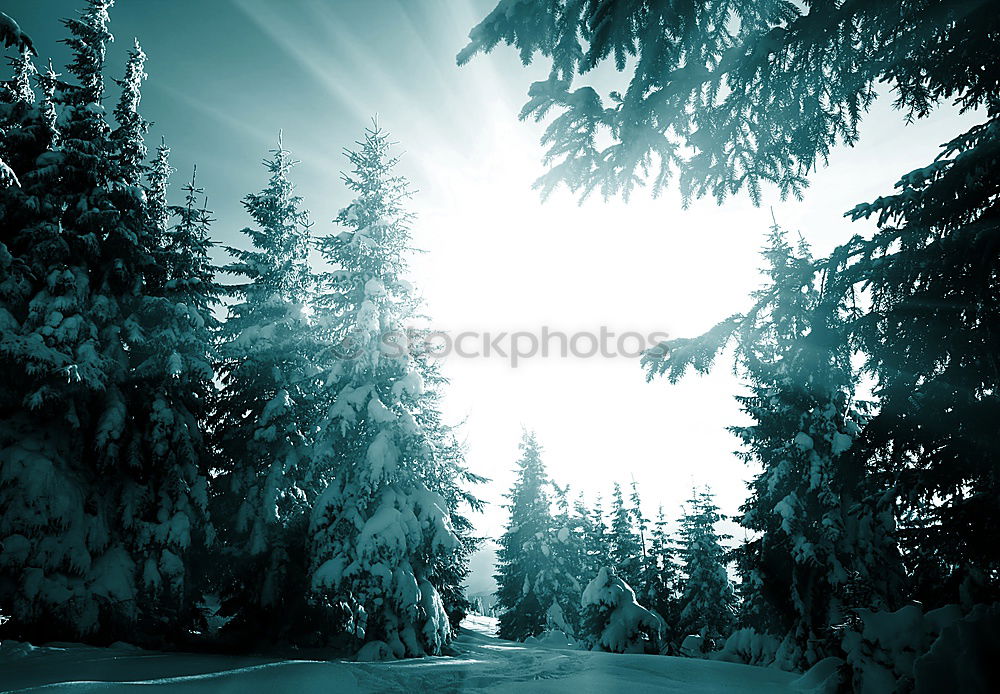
712 627 781 667
680 633 705 657
579 567 664 654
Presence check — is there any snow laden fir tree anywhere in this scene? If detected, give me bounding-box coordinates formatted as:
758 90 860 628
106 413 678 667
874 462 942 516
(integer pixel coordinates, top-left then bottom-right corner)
676 489 736 651
608 482 645 590
728 227 902 669
213 139 316 643
307 125 469 658
125 150 220 643
494 432 592 641
645 225 902 669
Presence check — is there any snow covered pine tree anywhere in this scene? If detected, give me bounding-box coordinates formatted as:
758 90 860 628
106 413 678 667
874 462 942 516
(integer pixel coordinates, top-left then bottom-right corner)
638 506 682 651
644 225 902 668
494 431 562 642
213 138 317 645
103 38 220 646
546 483 589 637
307 123 475 658
676 488 736 653
125 152 220 645
729 228 901 669
607 482 644 589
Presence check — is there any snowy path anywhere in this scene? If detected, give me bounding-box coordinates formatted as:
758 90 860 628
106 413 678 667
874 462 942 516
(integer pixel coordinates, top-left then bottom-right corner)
0 617 798 693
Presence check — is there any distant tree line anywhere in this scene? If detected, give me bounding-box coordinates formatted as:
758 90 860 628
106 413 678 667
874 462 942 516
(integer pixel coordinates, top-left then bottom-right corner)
494 430 736 656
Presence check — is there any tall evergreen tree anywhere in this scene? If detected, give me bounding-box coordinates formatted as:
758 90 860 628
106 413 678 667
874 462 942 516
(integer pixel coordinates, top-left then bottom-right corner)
109 40 146 186
677 488 736 649
142 139 171 294
608 482 643 589
307 123 471 657
571 494 590 577
582 493 609 579
213 138 316 643
0 46 36 187
832 119 1000 611
731 228 901 668
494 431 557 641
629 481 649 559
638 505 681 650
0 46 42 323
645 224 904 668
0 39 79 643
124 158 220 644
546 483 587 635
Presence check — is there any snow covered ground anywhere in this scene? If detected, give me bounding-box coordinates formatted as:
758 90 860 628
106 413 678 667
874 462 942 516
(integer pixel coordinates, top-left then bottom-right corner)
0 616 799 693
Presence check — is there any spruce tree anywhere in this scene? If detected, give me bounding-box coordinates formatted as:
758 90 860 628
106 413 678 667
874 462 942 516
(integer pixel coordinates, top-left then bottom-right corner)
608 483 643 589
0 46 42 322
546 484 587 635
494 431 557 641
142 139 171 294
834 121 1000 610
68 28 219 644
677 488 736 650
639 506 681 650
733 229 902 668
645 224 904 668
307 123 470 657
213 138 316 643
109 40 146 186
124 158 220 644
0 40 79 644
629 481 649 559
0 47 36 187
583 494 609 579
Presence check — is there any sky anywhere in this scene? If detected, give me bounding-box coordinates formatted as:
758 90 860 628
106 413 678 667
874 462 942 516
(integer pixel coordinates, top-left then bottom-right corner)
6 0 981 594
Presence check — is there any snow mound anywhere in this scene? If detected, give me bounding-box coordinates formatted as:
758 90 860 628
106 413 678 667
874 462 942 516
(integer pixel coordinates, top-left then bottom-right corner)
912 603 1000 694
523 629 579 649
793 656 844 693
356 640 395 661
